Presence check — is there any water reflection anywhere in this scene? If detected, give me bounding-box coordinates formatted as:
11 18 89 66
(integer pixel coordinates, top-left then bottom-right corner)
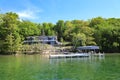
49 56 105 64
0 54 120 80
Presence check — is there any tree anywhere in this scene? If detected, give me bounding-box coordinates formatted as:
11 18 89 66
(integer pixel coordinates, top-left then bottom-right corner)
0 12 22 54
64 21 74 41
71 20 96 46
72 33 86 51
54 20 65 41
89 17 106 29
42 23 55 36
90 17 120 52
18 20 40 38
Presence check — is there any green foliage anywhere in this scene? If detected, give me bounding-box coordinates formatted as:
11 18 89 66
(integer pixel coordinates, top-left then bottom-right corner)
18 20 40 38
72 33 86 50
89 17 106 28
0 12 22 54
54 20 65 41
63 20 96 46
90 17 120 52
0 12 120 54
42 22 55 36
64 21 74 41
3 33 14 53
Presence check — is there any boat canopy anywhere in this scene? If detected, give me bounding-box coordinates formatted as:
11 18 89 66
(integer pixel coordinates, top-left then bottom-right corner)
77 46 99 50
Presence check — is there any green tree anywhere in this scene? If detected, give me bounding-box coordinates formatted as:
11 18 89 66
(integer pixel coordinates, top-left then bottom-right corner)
90 17 120 52
54 20 65 41
0 12 22 54
18 20 40 38
64 21 74 41
42 23 55 36
71 20 96 46
89 17 105 28
72 33 86 51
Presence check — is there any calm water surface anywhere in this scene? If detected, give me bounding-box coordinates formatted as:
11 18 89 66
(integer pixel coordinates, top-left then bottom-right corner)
0 54 120 80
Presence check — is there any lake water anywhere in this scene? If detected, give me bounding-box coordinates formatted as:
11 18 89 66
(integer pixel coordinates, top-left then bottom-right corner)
0 54 120 80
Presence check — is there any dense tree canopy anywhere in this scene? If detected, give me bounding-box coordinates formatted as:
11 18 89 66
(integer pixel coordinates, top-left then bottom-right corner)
90 17 120 52
0 12 120 54
0 12 21 54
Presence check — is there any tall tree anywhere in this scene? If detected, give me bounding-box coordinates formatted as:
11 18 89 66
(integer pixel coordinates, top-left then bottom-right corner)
72 33 86 51
18 20 40 38
54 20 65 41
64 21 74 41
42 23 55 36
0 12 22 54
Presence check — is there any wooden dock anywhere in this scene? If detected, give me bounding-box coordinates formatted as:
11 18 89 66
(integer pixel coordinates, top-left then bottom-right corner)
92 53 104 57
49 52 105 59
49 53 90 59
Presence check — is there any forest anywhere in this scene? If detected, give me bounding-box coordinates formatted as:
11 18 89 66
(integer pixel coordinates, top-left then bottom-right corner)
0 12 120 54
